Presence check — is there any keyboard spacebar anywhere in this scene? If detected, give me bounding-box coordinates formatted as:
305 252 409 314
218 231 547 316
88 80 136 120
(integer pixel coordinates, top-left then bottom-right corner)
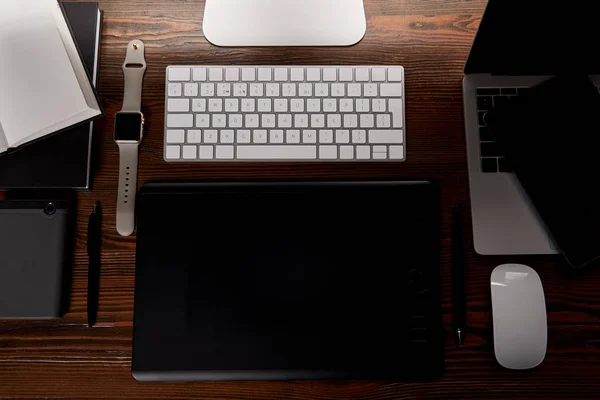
237 145 317 160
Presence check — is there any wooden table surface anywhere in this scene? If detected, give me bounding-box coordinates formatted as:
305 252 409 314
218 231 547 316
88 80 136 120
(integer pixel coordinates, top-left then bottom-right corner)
2 0 600 398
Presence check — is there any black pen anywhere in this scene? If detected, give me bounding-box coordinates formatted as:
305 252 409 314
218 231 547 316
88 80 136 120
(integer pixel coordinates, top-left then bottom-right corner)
87 201 102 327
452 204 467 346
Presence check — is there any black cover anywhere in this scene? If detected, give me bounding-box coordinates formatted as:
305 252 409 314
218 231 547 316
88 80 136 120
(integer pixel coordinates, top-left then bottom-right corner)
132 181 443 382
0 2 102 190
484 74 600 268
0 200 74 319
464 0 600 75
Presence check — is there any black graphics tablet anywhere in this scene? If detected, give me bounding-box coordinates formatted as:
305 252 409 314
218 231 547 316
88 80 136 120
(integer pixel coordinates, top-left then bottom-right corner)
132 181 443 381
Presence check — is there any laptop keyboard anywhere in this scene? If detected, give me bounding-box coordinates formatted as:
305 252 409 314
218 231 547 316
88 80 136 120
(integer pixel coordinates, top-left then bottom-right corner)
475 87 531 173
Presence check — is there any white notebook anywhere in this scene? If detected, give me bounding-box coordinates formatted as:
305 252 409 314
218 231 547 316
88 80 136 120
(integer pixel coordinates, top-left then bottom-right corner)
0 0 102 154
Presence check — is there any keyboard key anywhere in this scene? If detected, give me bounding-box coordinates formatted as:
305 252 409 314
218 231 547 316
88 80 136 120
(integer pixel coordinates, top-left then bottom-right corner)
360 114 374 128
327 114 342 128
233 83 247 97
274 99 288 112
254 130 267 143
188 130 202 143
344 114 358 128
356 145 370 159
237 145 317 159
294 114 309 128
193 67 207 81
477 96 493 111
372 99 386 112
250 83 264 97
373 152 387 160
270 130 284 143
340 145 354 159
364 84 378 97
319 145 337 159
204 130 218 143
209 68 223 81
481 158 498 173
356 68 369 81
237 130 251 143
216 145 234 159
201 83 214 97
388 67 403 82
319 130 333 143
217 83 231 96
348 84 362 97
168 83 182 97
498 158 511 173
279 114 292 128
311 114 325 128
258 99 272 112
209 98 222 112
182 145 197 160
331 83 345 97
225 99 239 112
229 114 243 128
481 142 501 157
166 129 185 143
266 83 280 97
262 114 276 128
389 145 405 160
476 88 500 95
168 99 189 112
242 68 256 81
479 127 494 142
290 99 304 112
225 68 240 81
336 130 350 143
274 68 288 81
379 83 402 97
303 130 317 143
246 115 259 128
286 130 301 143
340 99 353 112
369 129 404 144
242 99 256 112
356 99 370 112
323 99 337 112
372 68 386 82
377 114 391 128
165 145 181 160
184 83 198 97
167 114 193 128
192 98 206 112
323 68 337 82
299 83 312 97
213 114 226 127
282 83 296 97
352 130 366 143
339 68 353 82
315 83 329 97
199 146 214 159
291 68 304 81
196 114 210 128
307 68 320 81
306 99 320 112
169 67 190 81
258 68 272 81
517 87 532 95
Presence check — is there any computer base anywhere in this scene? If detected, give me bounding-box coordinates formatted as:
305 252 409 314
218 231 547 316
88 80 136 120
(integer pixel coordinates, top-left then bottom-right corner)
203 0 366 47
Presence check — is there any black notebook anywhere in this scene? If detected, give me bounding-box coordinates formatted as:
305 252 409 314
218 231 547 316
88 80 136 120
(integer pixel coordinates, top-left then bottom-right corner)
0 2 102 190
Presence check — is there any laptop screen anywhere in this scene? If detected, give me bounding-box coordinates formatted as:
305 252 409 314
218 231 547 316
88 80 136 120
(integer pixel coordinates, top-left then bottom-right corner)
464 0 600 75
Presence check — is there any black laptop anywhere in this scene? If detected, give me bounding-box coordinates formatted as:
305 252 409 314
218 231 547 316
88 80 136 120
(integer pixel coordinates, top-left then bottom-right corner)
132 181 443 381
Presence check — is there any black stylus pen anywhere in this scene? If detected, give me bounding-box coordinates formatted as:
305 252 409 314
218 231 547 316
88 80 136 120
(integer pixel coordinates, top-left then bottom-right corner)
452 204 467 346
87 202 102 327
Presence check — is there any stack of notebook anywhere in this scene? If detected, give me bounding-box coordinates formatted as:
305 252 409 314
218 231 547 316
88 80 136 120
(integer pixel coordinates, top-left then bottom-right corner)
0 1 103 190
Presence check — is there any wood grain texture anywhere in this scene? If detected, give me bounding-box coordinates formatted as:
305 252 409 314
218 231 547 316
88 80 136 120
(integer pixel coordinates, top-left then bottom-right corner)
2 0 600 398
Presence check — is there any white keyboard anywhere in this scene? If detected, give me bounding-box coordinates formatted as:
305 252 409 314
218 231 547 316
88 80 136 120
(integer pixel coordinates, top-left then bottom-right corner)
164 66 405 162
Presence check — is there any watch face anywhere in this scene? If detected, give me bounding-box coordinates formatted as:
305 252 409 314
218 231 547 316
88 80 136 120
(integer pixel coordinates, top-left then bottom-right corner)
115 112 143 141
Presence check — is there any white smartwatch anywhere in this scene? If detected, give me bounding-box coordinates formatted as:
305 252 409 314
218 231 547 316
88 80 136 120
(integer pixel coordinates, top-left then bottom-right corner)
114 40 146 236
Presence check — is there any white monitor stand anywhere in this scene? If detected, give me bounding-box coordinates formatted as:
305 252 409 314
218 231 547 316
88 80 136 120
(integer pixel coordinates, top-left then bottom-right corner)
203 0 367 47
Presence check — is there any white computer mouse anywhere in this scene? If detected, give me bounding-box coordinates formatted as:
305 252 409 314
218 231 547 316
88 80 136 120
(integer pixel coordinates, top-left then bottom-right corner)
490 264 547 370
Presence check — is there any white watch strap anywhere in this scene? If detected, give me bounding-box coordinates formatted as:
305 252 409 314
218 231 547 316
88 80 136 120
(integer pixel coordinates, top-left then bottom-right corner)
121 40 147 112
117 143 139 236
